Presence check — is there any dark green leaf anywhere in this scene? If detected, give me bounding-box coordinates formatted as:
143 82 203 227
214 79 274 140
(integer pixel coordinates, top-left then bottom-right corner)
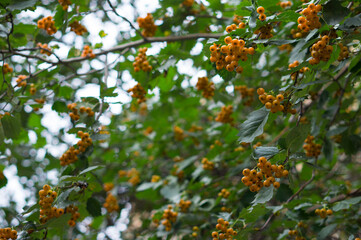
238 107 270 143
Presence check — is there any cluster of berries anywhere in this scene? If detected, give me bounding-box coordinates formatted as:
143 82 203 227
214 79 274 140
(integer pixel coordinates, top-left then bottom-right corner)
303 135 321 157
0 228 17 240
196 77 215 99
65 205 80 227
288 60 309 80
202 157 214 170
127 83 147 104
133 47 152 72
189 125 203 132
309 35 333 65
69 20 87 35
218 188 230 198
81 45 95 58
58 0 71 10
337 43 349 61
29 84 36 95
171 165 185 181
127 168 141 186
2 63 13 74
209 36 254 73
103 182 114 192
291 28 307 39
234 85 254 106
33 98 45 112
257 88 295 114
215 105 234 124
254 24 273 39
37 16 57 35
59 131 92 166
16 75 27 87
297 3 322 33
278 1 292 8
225 21 246 33
151 175 161 182
37 43 52 56
212 218 237 240
241 157 289 192
104 193 119 213
39 184 64 224
232 15 243 25
191 226 199 237
137 13 157 37
257 6 266 21
210 140 222 149
161 205 178 231
279 44 293 53
178 199 191 212
315 207 333 218
288 222 307 240
67 103 95 121
174 126 186 141
182 0 194 7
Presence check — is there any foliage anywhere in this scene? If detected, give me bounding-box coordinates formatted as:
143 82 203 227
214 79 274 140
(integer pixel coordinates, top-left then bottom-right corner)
0 0 361 239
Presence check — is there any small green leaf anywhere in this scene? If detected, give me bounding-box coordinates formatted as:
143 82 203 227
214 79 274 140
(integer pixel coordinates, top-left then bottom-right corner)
87 197 102 217
99 30 107 38
238 107 269 143
252 186 274 205
317 223 337 240
285 124 311 152
78 165 103 175
253 146 279 159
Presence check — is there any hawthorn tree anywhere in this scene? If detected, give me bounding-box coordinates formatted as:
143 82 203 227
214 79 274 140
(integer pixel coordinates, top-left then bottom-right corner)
0 0 361 239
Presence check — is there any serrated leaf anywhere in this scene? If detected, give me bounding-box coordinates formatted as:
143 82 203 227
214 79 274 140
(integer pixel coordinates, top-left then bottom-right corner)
317 223 337 240
1 115 21 139
238 107 269 143
252 186 274 205
323 0 349 25
253 146 279 159
285 124 311 152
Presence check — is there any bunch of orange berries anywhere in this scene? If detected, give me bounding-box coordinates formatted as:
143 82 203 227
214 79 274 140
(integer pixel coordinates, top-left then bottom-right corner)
215 105 234 124
254 24 273 39
241 157 289 192
232 15 244 25
182 0 194 7
178 199 191 212
39 184 64 224
174 126 186 141
303 135 321 157
234 85 254 106
291 28 307 39
29 84 36 95
37 16 57 35
225 21 246 33
315 207 333 218
191 226 199 237
210 140 222 149
127 168 140 186
297 3 322 33
67 103 94 121
201 157 215 170
103 182 114 192
337 43 349 61
16 75 27 87
309 35 333 65
151 175 161 182
69 20 87 35
288 60 309 80
127 83 147 104
278 1 292 8
104 193 119 213
81 45 95 58
58 0 71 10
2 63 13 74
288 221 307 240
133 47 152 72
137 13 157 37
218 188 230 198
257 88 293 114
171 165 185 181
196 77 215 98
211 218 237 240
161 205 178 231
37 43 52 56
209 36 254 73
279 44 293 53
59 131 92 166
0 228 17 240
65 205 80 227
257 6 266 21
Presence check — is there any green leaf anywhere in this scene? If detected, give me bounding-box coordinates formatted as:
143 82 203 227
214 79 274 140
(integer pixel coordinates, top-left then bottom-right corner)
323 0 349 25
0 175 8 188
317 223 337 240
137 182 156 192
7 0 37 11
160 183 181 202
285 124 311 152
253 146 279 159
99 30 107 38
1 115 21 139
239 204 268 223
238 107 269 143
78 165 103 175
86 197 102 217
333 196 361 211
341 13 361 29
252 186 274 205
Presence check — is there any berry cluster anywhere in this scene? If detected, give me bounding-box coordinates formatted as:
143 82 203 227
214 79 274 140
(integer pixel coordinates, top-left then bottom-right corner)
309 35 333 65
278 44 293 53
288 222 307 240
235 85 254 106
127 83 147 104
188 125 203 132
161 205 178 231
315 208 333 218
137 13 157 37
232 15 243 25
202 157 214 170
16 75 27 87
178 199 191 212
221 206 231 212
65 205 80 227
241 157 288 192
30 84 36 95
337 43 349 61
81 45 95 58
37 43 52 56
171 165 185 181
133 47 152 72
196 77 215 99
151 175 161 182
303 135 321 157
297 3 322 33
218 188 230 198
209 36 254 73
254 24 273 39
210 140 222 149
69 20 87 35
174 126 186 141
289 60 309 80
291 28 307 39
58 0 71 10
191 226 199 237
67 103 95 121
212 218 237 239
0 228 17 240
257 88 291 114
2 63 13 74
257 6 266 21
182 0 194 7
39 184 64 224
215 105 234 124
37 16 57 35
104 193 119 213
103 182 114 192
59 131 92 166
278 1 292 8
127 168 140 186
225 21 246 33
